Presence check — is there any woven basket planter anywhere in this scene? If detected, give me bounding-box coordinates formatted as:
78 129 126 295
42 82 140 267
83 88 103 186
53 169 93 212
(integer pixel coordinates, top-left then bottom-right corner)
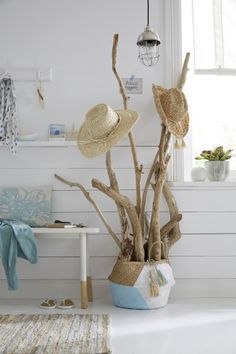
108 260 175 310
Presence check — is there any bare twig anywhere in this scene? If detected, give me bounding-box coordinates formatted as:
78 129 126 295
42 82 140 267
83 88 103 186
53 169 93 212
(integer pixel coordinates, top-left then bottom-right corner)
54 174 121 249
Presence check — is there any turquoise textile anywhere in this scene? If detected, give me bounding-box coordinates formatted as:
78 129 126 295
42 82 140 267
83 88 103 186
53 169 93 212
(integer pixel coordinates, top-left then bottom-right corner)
0 219 38 290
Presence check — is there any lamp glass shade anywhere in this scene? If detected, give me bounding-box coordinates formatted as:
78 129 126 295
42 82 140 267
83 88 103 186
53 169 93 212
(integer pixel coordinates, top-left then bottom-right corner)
138 42 160 67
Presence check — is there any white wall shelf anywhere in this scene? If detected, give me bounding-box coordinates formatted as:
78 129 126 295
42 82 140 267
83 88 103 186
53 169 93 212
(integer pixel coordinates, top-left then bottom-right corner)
0 140 77 147
0 67 52 81
0 141 160 148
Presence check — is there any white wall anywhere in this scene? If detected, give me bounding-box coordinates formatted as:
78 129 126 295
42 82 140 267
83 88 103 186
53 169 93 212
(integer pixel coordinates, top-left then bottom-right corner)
0 0 165 145
1 0 236 300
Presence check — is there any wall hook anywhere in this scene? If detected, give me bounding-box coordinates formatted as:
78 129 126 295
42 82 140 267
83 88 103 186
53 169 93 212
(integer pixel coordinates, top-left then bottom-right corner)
36 70 45 109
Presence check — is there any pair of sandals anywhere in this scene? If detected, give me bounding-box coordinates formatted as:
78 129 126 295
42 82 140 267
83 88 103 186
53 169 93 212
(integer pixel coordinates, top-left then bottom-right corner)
40 298 75 309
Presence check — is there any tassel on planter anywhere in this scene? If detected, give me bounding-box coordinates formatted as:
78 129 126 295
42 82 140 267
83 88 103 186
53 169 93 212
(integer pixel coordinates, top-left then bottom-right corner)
149 270 159 297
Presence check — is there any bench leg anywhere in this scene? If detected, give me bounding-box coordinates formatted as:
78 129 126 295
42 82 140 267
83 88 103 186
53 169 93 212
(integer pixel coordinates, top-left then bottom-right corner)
80 233 88 309
80 281 88 309
86 237 93 302
87 276 93 302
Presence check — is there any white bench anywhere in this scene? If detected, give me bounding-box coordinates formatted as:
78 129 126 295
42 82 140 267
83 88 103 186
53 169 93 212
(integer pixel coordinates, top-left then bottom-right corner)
32 227 99 309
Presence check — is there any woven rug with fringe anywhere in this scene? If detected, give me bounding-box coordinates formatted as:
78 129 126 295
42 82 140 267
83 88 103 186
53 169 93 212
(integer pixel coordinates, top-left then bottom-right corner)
0 313 111 354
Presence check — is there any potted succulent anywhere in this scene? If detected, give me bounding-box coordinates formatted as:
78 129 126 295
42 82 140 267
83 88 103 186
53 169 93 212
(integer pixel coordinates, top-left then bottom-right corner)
55 35 190 309
195 146 233 181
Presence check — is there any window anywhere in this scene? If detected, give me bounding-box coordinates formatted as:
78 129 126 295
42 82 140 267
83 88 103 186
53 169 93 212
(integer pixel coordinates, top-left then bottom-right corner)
166 0 236 181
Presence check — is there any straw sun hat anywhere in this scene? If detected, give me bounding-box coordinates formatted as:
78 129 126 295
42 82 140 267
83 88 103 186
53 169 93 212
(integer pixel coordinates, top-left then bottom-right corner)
77 103 139 158
152 84 189 144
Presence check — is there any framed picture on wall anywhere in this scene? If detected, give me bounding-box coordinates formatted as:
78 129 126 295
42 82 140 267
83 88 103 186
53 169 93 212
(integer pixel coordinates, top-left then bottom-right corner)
49 124 66 140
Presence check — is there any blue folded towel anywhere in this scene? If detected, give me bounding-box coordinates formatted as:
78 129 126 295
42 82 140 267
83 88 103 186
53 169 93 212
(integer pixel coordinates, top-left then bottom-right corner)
0 219 38 290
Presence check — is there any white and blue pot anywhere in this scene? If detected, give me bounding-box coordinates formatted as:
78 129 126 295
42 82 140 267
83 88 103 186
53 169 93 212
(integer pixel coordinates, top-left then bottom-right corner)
108 260 175 310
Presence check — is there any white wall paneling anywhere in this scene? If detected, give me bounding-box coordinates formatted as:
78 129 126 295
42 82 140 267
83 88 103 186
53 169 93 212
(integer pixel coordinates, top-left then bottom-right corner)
1 146 236 299
0 146 158 169
1 256 236 280
36 234 236 257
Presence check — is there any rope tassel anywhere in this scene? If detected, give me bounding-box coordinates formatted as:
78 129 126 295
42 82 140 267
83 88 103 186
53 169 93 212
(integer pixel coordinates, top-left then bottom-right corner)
175 138 186 149
155 269 168 287
149 270 159 297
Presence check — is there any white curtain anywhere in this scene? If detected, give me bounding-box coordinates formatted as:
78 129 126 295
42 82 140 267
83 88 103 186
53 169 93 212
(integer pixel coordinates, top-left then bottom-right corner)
192 0 236 74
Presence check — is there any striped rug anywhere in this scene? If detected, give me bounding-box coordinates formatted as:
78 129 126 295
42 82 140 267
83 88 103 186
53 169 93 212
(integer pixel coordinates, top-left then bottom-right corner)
0 313 111 353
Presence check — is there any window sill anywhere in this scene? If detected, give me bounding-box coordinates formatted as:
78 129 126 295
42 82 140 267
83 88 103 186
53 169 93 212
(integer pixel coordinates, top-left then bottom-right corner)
169 181 236 190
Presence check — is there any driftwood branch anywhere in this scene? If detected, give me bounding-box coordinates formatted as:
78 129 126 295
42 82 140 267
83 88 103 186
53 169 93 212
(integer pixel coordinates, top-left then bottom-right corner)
148 52 190 256
128 132 143 216
160 52 191 248
112 34 129 110
139 149 159 234
160 214 182 239
54 47 190 262
92 177 144 261
140 130 172 234
177 52 190 90
54 174 121 249
140 138 162 233
112 33 143 216
162 182 182 246
147 125 169 260
106 151 129 239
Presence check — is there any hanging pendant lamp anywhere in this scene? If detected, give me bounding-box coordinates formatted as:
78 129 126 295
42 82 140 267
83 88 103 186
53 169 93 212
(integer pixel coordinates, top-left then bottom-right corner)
137 0 161 67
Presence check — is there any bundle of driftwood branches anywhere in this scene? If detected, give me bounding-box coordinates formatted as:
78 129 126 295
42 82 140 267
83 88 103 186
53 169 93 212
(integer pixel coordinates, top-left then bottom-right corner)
55 34 190 263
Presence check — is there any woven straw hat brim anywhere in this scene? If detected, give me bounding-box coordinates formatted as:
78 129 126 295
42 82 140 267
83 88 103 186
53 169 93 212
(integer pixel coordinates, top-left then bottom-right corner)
152 84 189 138
167 113 189 139
152 85 168 126
77 109 139 158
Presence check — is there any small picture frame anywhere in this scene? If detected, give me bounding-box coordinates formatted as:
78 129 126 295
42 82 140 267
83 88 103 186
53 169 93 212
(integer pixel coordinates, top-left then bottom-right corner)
49 124 65 140
121 76 143 94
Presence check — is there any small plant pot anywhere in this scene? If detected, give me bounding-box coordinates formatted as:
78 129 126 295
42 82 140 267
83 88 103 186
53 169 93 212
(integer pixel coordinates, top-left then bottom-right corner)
108 260 175 310
204 160 230 181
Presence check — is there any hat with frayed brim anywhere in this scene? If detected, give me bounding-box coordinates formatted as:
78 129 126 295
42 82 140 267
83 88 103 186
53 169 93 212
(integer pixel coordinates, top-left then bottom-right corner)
77 103 139 158
152 84 189 139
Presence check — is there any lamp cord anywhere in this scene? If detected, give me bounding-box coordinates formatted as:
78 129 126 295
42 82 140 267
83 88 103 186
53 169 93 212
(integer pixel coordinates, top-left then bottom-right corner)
147 0 150 26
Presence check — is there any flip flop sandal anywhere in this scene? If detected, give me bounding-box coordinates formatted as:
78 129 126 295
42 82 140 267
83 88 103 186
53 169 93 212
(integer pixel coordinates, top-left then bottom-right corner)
57 298 75 309
39 299 57 309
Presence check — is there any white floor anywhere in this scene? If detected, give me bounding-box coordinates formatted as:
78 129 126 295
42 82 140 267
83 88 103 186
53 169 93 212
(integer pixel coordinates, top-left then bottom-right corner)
1 298 236 354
